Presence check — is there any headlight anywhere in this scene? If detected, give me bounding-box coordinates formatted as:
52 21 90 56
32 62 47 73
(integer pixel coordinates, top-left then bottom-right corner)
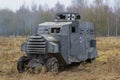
21 42 27 52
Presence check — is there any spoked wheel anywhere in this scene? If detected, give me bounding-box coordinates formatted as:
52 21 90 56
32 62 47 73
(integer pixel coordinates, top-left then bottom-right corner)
46 57 59 74
17 56 29 73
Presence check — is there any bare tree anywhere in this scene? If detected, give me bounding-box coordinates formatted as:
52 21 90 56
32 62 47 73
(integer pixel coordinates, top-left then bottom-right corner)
114 0 120 36
54 1 65 13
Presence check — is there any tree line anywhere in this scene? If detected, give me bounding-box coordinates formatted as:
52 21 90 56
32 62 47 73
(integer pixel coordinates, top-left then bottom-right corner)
0 0 120 37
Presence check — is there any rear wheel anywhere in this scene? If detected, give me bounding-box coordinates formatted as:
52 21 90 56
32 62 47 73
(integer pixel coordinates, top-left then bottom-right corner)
46 57 59 74
86 58 95 63
17 56 29 73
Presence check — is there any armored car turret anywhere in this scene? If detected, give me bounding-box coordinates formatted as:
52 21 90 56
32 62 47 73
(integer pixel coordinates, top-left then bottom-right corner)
17 13 98 73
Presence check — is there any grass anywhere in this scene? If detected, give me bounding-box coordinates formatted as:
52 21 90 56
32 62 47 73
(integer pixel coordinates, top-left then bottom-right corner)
0 36 120 80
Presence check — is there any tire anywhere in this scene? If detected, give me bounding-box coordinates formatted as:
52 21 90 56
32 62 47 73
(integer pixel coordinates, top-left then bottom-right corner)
17 56 29 73
86 58 95 63
46 57 59 74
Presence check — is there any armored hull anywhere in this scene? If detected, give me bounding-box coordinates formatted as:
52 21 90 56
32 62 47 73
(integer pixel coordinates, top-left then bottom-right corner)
17 13 98 73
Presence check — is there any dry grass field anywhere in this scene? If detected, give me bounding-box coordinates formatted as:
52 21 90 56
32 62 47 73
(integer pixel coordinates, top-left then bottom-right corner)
0 36 120 80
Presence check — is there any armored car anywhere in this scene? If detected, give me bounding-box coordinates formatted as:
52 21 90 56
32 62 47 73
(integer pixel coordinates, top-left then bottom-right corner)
17 13 98 73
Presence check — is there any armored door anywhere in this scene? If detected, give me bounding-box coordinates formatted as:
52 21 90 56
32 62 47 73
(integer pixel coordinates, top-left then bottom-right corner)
70 24 88 61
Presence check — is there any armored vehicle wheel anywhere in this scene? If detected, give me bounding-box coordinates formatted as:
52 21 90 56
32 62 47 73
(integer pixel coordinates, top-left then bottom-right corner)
17 56 29 73
46 57 59 74
86 58 95 63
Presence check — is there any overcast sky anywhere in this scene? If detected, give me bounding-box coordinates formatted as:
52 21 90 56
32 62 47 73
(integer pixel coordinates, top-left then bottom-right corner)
0 0 114 11
0 0 72 11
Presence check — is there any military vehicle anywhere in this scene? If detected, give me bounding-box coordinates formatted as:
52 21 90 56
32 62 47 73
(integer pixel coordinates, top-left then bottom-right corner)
17 13 98 73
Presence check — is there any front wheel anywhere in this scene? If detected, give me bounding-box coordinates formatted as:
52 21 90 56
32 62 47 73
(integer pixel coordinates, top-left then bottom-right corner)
17 56 29 73
46 57 59 74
